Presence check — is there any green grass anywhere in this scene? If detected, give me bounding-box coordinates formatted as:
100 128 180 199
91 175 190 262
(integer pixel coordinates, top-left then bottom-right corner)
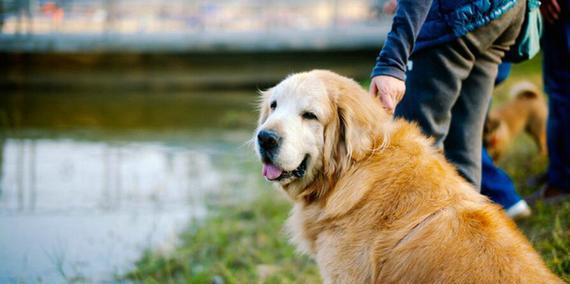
123 191 321 283
124 56 569 283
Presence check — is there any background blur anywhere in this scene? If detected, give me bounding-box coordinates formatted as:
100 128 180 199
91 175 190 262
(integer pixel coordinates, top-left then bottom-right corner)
0 1 392 283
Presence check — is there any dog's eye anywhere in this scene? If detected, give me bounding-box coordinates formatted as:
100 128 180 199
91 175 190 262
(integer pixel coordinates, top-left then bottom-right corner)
270 101 277 110
302 111 318 120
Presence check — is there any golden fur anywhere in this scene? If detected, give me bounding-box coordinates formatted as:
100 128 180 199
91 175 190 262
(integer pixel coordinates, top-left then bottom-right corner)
484 81 548 161
256 70 562 283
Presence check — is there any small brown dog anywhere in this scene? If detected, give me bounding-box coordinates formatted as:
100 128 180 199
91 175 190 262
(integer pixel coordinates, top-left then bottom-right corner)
484 81 548 161
255 71 562 283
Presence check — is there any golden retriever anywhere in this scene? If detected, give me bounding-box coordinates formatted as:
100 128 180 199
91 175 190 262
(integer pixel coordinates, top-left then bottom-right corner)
254 70 562 283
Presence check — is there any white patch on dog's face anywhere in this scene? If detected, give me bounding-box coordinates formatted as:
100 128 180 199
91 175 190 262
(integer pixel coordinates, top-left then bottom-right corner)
255 74 332 186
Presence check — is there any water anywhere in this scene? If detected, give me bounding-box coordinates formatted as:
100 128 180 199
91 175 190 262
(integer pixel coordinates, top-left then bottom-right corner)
0 90 262 283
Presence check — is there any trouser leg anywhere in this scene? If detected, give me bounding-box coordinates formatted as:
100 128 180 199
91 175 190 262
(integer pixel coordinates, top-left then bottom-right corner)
444 48 501 187
395 41 473 148
395 0 525 189
541 2 570 191
395 38 501 188
481 147 521 208
546 97 570 190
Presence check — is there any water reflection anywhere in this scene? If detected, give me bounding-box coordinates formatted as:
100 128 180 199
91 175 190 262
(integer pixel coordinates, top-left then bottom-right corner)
0 87 262 282
0 131 260 283
3 138 223 213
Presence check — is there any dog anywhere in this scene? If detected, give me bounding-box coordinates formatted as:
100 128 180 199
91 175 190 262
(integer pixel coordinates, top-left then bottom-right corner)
484 81 548 161
254 70 562 283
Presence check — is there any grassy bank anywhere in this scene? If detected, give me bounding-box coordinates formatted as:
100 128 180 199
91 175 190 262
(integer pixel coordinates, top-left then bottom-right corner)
124 191 321 283
124 56 570 283
124 192 569 283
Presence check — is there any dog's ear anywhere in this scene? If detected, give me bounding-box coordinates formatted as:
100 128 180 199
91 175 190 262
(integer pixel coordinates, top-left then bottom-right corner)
322 104 345 178
321 74 388 178
336 93 376 161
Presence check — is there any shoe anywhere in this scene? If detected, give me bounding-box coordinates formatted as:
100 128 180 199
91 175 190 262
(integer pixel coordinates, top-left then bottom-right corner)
505 200 532 220
526 172 547 188
525 184 570 206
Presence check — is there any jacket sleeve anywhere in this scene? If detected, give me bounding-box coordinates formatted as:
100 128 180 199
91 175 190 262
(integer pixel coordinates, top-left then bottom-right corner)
371 0 434 81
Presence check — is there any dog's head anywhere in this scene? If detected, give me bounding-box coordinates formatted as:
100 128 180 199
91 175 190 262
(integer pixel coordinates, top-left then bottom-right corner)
254 70 390 199
483 112 508 160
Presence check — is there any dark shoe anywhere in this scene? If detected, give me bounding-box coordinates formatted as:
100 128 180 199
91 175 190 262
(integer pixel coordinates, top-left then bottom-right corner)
526 172 548 188
525 184 570 206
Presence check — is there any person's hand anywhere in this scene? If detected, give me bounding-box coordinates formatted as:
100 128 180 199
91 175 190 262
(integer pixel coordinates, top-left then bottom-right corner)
541 0 561 24
369 75 406 115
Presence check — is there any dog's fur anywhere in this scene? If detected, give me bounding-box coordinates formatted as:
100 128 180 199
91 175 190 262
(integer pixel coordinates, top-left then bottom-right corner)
255 70 562 283
484 81 548 161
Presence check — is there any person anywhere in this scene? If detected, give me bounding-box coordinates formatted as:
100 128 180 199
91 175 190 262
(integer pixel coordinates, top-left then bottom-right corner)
526 0 570 203
378 1 532 218
369 0 526 189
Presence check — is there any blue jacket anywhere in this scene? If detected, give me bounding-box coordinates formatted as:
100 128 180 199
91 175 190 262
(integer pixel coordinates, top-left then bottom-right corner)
372 0 518 81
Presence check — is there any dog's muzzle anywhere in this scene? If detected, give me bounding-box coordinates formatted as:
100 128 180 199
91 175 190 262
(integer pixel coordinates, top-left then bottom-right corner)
257 129 309 182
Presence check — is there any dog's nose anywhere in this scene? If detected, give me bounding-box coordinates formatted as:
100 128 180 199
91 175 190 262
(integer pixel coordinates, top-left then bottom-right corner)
257 130 280 151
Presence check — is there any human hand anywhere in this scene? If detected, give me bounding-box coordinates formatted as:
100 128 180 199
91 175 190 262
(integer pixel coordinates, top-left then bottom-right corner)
369 75 406 115
541 0 561 24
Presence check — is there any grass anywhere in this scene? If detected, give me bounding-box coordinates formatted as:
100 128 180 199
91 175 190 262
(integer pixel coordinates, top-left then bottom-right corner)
123 191 321 283
124 56 569 283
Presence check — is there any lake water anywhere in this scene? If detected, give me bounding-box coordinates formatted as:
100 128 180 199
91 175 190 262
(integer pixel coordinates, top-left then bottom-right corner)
0 90 263 283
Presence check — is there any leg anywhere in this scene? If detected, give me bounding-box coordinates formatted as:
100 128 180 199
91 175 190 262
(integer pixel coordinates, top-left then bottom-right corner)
397 0 524 189
546 97 570 190
526 96 570 204
444 49 499 187
395 40 474 149
443 0 524 187
539 0 570 195
481 147 520 208
527 118 548 156
524 17 570 202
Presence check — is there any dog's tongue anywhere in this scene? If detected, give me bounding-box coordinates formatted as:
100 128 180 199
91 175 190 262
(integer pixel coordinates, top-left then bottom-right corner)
263 163 283 180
